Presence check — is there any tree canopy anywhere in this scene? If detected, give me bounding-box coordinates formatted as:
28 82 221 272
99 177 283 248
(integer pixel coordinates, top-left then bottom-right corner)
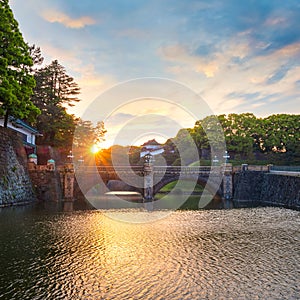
0 0 39 127
73 118 107 149
190 113 300 165
31 60 80 146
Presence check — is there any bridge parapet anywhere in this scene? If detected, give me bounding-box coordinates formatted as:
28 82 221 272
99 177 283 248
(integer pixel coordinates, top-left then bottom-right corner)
233 165 270 172
154 166 213 175
269 165 300 177
76 165 144 174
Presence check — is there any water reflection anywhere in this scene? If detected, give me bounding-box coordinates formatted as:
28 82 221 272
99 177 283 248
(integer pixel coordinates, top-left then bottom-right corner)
0 206 299 299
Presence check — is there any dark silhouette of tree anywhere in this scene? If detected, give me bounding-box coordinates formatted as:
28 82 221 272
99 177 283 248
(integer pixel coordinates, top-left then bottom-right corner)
31 60 80 146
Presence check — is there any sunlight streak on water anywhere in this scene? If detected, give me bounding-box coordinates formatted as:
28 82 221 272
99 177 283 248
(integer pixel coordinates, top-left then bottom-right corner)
0 207 299 299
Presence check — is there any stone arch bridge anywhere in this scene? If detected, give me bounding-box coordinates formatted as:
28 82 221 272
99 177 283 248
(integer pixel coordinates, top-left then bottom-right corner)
73 164 234 202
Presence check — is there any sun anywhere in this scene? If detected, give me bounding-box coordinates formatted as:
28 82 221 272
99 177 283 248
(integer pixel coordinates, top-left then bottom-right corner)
90 144 100 154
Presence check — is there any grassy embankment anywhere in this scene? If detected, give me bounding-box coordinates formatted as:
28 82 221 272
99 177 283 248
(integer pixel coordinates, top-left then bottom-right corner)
155 180 206 210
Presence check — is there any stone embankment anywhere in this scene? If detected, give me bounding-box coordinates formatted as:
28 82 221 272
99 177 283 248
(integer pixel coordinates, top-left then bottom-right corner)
233 171 300 210
0 127 35 207
28 163 62 203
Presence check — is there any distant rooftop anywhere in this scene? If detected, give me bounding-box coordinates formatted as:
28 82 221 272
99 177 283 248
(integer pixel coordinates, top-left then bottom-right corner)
141 139 161 146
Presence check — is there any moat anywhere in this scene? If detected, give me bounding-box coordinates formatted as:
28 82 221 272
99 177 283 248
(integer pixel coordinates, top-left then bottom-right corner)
0 205 299 299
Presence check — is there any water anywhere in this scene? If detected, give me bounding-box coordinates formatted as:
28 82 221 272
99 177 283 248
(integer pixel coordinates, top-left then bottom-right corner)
0 206 299 299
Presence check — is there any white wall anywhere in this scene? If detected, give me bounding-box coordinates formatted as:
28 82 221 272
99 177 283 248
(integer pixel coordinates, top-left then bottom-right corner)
0 119 36 145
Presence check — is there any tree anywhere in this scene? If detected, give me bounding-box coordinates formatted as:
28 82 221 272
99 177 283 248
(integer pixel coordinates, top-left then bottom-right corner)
220 113 258 159
189 113 300 164
259 114 300 153
73 119 106 148
0 0 39 127
171 128 199 165
191 115 226 160
32 60 80 107
73 119 95 149
31 60 80 146
94 121 107 144
28 44 44 72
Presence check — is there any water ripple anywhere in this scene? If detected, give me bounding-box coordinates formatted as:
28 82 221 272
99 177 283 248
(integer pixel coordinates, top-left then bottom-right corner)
0 207 299 299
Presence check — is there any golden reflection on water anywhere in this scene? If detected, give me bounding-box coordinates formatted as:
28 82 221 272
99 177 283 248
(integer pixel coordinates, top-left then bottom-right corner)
0 207 299 299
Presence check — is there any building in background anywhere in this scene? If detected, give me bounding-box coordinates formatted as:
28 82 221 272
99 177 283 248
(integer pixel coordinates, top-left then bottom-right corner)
140 139 164 158
0 117 41 154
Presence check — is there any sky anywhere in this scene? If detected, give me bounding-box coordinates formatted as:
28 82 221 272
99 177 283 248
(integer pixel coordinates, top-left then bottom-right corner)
10 0 300 147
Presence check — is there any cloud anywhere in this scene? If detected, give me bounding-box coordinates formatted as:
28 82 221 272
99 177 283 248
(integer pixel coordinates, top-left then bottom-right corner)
10 0 300 128
159 44 219 78
68 64 116 117
159 35 300 115
41 10 96 28
266 65 290 85
159 38 251 80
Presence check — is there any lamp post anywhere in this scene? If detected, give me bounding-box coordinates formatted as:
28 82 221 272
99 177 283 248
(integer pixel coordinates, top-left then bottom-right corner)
223 151 230 164
143 152 154 205
67 150 74 162
144 152 153 164
212 155 219 166
222 150 232 208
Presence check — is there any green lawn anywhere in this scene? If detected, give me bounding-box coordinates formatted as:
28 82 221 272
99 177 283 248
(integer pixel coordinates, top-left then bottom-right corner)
159 180 204 193
155 180 209 210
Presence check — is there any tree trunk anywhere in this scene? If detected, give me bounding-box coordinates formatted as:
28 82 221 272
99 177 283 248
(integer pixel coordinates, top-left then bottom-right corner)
4 111 9 128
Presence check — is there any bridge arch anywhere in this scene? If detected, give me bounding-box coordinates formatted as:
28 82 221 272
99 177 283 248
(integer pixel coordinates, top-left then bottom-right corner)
153 176 223 199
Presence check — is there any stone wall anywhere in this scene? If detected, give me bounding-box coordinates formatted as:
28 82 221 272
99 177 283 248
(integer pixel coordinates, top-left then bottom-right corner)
0 127 36 207
28 167 62 202
233 171 300 210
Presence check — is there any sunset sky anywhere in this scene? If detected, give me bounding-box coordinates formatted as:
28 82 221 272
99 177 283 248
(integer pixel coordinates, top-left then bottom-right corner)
10 0 300 147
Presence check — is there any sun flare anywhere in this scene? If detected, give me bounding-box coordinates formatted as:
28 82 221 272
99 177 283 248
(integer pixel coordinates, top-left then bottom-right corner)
90 144 100 154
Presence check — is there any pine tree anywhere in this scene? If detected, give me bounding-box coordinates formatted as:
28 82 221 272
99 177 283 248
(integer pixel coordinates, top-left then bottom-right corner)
0 0 39 127
31 60 80 146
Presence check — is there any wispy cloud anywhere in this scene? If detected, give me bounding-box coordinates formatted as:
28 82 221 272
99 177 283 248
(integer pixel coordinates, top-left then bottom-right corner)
41 10 96 28
9 0 300 144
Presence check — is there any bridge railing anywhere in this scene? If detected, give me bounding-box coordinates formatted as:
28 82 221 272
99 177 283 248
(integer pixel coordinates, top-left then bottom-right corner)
153 166 214 174
233 165 269 172
269 165 300 172
75 165 232 174
269 165 300 177
75 165 144 173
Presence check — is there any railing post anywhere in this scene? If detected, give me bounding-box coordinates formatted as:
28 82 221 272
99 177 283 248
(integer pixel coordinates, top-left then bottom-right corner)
63 163 75 211
143 154 154 209
222 163 233 208
242 164 248 171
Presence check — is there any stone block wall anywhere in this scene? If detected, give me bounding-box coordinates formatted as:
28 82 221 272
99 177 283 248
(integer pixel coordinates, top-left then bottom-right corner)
0 127 36 207
233 171 300 210
260 174 300 209
28 169 62 202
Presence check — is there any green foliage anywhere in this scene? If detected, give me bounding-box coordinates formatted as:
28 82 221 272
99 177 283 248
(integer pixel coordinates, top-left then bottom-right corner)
188 113 300 165
31 60 80 146
0 0 40 125
258 114 300 154
170 128 199 165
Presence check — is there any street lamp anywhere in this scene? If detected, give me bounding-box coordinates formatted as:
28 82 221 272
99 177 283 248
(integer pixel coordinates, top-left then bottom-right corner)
223 151 230 164
67 150 74 162
144 152 152 164
212 155 219 166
